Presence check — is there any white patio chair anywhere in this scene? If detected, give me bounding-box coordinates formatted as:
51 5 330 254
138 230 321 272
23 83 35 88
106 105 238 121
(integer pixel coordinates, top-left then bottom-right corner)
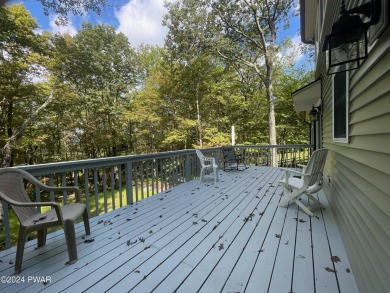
278 148 328 216
195 149 218 183
0 168 90 274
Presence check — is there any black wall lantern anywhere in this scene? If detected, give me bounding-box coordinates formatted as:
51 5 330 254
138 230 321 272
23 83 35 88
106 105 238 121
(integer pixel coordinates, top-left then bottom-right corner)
322 0 381 75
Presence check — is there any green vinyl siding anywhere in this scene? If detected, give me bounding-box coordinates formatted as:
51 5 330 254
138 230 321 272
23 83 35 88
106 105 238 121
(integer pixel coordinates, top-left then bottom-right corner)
320 24 390 293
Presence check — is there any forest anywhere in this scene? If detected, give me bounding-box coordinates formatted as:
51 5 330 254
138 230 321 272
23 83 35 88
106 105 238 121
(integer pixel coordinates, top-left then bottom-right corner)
0 1 314 168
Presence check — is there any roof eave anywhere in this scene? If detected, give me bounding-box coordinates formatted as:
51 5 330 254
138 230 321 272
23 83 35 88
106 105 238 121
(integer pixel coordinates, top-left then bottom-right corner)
300 0 317 45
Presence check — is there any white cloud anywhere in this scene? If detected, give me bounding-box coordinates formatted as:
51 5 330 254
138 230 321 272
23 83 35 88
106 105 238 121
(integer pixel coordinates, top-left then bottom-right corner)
49 15 78 36
291 34 305 62
115 0 169 47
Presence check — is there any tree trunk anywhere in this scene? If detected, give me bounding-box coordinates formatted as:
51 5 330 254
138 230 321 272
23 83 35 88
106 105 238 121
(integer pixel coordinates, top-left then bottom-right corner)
267 90 278 167
0 78 60 233
0 78 60 168
195 78 203 147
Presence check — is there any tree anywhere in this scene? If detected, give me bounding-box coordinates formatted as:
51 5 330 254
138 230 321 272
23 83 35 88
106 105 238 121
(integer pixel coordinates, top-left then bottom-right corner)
164 0 296 166
212 0 296 166
0 4 51 167
164 0 221 147
274 66 312 144
131 47 245 151
69 23 137 158
0 0 114 25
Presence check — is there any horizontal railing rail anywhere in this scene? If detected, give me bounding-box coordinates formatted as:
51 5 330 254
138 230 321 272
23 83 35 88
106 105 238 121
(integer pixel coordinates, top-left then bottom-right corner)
1 144 312 250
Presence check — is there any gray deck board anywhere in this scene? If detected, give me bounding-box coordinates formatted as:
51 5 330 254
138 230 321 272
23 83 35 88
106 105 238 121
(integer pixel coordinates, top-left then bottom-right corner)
0 167 359 293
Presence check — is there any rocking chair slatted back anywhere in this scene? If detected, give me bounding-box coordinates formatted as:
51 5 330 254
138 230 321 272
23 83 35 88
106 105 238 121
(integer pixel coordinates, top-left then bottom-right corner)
305 148 328 187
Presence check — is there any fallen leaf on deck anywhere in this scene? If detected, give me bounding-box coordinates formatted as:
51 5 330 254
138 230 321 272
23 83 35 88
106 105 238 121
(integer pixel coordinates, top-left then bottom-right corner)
201 219 208 222
325 267 336 273
346 268 351 273
127 239 137 246
193 221 198 225
33 216 47 224
134 270 140 273
331 255 341 263
97 220 103 224
218 243 224 250
275 234 281 238
139 237 145 243
299 219 306 223
84 239 95 243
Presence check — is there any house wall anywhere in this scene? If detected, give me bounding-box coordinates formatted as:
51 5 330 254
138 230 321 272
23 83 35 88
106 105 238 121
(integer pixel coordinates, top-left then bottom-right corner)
318 10 390 293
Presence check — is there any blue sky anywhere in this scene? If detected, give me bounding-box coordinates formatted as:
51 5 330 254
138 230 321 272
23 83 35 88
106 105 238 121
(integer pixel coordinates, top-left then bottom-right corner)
8 0 303 57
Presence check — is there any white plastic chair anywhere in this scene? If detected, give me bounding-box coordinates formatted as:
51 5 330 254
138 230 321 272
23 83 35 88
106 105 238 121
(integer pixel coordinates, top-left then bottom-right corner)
278 148 328 216
195 149 218 183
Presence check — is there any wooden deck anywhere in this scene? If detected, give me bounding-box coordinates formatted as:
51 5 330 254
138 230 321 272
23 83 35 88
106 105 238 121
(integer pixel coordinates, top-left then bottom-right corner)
0 166 359 293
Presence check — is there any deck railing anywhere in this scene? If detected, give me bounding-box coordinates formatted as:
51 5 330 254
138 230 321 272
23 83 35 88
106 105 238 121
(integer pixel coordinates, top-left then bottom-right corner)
1 144 312 250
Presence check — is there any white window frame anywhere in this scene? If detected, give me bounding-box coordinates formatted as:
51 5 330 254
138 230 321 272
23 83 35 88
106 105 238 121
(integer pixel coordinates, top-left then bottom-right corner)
332 71 349 143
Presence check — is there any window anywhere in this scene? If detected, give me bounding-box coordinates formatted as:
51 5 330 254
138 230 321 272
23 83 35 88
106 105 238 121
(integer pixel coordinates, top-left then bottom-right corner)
333 71 349 142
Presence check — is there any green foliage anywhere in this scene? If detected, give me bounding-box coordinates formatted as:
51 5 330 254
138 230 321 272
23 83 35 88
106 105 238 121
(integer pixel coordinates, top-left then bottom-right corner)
1 2 313 167
274 67 313 144
0 4 51 165
35 0 108 25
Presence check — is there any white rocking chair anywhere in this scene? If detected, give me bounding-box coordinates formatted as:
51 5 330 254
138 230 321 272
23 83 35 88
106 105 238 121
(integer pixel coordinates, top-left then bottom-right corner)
196 149 218 183
278 148 328 216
